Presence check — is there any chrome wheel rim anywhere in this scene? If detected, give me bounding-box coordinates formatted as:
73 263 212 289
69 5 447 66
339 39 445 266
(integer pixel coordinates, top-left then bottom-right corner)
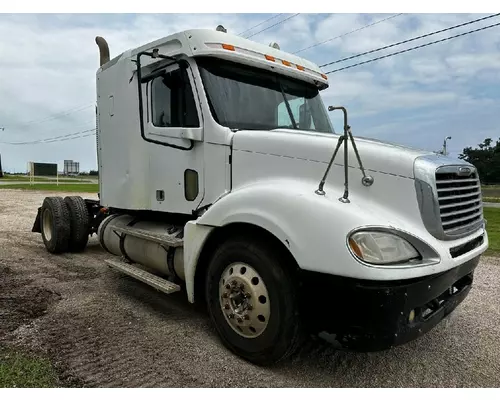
42 209 53 241
219 262 271 339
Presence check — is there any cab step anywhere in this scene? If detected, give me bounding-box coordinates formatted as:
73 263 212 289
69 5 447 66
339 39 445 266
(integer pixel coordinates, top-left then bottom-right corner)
105 258 181 294
112 225 184 247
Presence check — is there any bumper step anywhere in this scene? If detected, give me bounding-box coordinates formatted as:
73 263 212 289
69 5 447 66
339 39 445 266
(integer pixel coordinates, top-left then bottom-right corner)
105 258 181 294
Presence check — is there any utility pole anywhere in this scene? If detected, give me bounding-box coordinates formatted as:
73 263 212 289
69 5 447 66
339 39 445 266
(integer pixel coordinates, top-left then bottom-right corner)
0 127 4 178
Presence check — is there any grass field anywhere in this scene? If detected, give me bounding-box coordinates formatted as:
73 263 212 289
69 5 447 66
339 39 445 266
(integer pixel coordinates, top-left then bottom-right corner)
0 348 58 388
484 207 500 255
0 183 98 193
0 175 93 183
483 197 500 203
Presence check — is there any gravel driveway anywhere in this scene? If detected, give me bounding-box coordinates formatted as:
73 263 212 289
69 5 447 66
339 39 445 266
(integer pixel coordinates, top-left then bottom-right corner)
1 189 499 387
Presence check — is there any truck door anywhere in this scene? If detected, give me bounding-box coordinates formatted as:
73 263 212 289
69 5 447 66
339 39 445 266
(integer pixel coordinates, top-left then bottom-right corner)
142 62 205 214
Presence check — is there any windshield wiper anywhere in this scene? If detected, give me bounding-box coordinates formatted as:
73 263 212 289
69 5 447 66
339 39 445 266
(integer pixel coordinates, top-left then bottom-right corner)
279 81 298 129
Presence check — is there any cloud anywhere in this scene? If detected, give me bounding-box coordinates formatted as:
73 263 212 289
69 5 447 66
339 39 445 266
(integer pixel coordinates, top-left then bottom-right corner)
0 13 499 172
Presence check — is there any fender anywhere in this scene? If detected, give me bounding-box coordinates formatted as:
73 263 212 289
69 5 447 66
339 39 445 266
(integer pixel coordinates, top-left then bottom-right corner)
183 178 488 303
195 178 390 269
183 178 374 303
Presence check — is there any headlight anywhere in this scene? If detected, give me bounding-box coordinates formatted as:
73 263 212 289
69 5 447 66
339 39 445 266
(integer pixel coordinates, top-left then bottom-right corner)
348 231 421 265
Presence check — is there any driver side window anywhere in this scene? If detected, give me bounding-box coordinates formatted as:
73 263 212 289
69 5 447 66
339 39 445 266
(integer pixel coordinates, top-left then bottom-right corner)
151 67 200 128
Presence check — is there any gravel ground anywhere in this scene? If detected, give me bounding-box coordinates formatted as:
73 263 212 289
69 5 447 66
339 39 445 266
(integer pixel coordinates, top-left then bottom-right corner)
1 189 499 387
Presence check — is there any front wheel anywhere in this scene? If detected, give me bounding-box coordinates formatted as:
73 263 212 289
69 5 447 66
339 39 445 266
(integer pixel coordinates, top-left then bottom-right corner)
205 236 304 365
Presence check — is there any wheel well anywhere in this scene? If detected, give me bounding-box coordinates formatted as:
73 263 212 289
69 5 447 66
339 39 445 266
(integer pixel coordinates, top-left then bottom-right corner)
193 222 300 306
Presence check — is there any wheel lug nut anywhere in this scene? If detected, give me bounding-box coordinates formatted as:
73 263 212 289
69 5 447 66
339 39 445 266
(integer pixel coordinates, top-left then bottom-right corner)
224 303 230 310
225 284 230 289
237 317 243 323
244 315 250 320
228 313 234 319
222 292 228 298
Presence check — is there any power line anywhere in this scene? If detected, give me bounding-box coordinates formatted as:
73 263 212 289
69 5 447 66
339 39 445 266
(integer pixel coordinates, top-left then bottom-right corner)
320 13 500 68
43 132 96 143
245 13 301 39
293 13 403 55
5 118 97 141
324 20 500 74
238 14 284 36
1 128 96 145
3 103 94 130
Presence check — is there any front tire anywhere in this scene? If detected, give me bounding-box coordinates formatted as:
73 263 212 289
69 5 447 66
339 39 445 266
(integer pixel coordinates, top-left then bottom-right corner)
205 236 304 365
40 197 70 254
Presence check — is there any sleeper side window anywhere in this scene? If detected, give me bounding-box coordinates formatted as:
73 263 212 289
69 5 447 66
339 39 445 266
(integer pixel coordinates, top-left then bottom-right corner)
151 68 200 128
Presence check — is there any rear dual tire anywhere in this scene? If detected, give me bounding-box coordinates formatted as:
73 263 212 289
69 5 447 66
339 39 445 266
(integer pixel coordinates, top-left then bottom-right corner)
40 197 71 254
40 196 89 253
64 196 90 252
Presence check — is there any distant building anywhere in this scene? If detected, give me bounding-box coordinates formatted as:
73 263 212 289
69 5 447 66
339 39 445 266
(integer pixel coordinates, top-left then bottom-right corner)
64 160 80 175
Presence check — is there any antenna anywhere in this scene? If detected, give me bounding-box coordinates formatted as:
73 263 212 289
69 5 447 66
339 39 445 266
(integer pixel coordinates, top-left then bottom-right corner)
216 25 227 33
269 42 280 50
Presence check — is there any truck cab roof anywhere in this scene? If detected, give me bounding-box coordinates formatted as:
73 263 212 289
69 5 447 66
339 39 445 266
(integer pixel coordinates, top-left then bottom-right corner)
97 28 329 90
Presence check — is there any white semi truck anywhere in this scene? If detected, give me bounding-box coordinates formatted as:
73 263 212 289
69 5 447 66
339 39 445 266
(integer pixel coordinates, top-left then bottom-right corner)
32 26 488 366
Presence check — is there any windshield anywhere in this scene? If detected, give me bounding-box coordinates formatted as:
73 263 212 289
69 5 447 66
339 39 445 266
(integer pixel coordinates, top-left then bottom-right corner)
196 57 334 134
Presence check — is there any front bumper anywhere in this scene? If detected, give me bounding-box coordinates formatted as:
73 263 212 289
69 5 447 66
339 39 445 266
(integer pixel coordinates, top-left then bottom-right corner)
299 255 480 351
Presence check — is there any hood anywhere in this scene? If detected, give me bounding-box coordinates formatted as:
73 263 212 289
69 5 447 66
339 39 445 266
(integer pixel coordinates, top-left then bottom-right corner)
231 129 437 179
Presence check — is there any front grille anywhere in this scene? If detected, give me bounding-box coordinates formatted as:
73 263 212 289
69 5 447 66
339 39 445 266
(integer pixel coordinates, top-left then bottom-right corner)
435 169 483 237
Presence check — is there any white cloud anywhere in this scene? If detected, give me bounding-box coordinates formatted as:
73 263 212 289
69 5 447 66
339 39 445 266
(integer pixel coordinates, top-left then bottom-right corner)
0 13 499 172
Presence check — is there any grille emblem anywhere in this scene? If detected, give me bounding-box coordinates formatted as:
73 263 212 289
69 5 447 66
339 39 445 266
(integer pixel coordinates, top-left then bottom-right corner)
457 167 473 177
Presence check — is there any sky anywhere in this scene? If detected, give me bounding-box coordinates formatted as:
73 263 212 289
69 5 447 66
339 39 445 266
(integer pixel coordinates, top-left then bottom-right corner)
0 12 499 172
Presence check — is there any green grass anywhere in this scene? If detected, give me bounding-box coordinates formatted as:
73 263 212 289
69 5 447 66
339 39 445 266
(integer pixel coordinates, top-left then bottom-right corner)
0 183 98 193
483 197 500 203
484 207 500 256
1 175 92 183
0 174 26 179
0 348 58 388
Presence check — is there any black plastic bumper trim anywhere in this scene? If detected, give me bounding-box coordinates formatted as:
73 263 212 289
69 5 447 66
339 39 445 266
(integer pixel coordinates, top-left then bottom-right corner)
298 255 480 351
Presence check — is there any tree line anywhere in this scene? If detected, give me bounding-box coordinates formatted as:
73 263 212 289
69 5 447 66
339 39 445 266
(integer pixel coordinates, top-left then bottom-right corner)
459 138 500 185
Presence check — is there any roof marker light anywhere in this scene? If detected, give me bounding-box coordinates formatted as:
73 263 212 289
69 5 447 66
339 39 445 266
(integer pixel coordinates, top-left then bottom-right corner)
222 44 235 51
265 55 275 61
282 60 291 67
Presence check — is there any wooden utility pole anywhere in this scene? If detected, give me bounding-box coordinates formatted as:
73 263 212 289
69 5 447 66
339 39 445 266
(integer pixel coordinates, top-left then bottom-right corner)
0 127 4 178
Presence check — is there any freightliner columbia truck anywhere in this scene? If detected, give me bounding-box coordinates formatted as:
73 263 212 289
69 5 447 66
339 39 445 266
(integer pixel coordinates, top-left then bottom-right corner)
32 26 488 366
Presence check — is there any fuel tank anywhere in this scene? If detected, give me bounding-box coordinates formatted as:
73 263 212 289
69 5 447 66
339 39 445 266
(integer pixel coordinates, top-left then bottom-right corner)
98 214 185 281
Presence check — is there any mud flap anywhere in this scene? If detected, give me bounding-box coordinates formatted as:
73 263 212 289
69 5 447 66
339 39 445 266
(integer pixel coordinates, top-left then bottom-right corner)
32 207 42 233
